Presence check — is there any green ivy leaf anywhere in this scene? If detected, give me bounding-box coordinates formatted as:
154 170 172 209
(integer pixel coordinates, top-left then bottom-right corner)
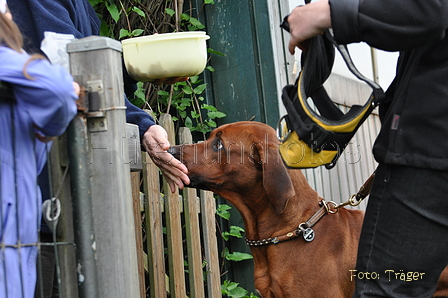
191 111 200 119
132 6 145 18
202 104 217 111
208 48 226 56
99 21 111 37
132 29 145 37
189 17 205 29
119 28 130 39
208 111 226 119
216 204 231 220
227 287 249 298
165 8 175 16
130 82 146 107
105 2 120 22
190 76 199 84
222 280 238 293
229 226 245 238
206 120 217 128
179 97 192 108
158 90 170 97
88 0 102 7
193 83 207 94
182 85 194 95
221 281 249 298
204 0 215 4
225 252 253 262
222 226 245 241
185 116 193 128
180 13 190 21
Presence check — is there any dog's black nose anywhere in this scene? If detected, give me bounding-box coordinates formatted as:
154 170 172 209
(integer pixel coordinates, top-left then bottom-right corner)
167 146 180 159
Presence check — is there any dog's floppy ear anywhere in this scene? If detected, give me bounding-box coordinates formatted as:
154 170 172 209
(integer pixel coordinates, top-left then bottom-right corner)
254 143 295 214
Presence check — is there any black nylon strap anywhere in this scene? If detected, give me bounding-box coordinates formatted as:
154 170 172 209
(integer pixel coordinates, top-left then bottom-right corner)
0 81 15 103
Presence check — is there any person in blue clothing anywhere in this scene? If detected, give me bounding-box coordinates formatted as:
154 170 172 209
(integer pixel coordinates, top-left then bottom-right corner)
8 0 190 194
0 2 80 297
285 0 448 297
7 1 190 297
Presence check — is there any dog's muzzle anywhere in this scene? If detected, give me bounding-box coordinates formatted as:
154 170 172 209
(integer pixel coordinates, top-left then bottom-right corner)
167 146 181 159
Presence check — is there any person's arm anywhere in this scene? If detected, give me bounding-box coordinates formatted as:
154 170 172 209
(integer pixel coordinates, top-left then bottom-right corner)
331 0 448 51
0 48 78 136
9 0 100 53
288 0 448 53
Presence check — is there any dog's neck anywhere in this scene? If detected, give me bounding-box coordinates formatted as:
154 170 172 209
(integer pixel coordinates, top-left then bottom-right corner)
224 169 322 243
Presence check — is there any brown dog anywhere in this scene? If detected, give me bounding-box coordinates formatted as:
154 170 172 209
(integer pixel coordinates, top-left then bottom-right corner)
170 121 448 298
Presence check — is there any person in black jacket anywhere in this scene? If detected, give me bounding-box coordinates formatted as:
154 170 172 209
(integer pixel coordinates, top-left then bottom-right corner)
285 0 448 297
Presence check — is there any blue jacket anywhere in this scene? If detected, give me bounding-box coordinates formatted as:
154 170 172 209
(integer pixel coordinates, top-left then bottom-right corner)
0 46 78 298
9 0 156 137
9 0 156 238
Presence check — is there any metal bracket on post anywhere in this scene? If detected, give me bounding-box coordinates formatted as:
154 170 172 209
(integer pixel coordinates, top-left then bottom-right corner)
86 80 107 132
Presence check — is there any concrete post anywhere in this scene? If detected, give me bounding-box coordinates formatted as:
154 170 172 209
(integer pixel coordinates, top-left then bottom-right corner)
68 36 140 298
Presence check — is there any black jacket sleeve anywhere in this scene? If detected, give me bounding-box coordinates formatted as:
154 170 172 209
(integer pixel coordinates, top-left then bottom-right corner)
329 0 448 51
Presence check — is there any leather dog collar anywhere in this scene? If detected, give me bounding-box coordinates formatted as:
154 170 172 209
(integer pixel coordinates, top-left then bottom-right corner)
245 199 336 246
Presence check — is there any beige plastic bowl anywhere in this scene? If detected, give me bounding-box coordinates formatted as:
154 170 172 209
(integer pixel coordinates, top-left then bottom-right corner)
122 31 210 82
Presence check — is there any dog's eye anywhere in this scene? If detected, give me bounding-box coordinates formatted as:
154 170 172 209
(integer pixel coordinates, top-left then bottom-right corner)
213 139 224 151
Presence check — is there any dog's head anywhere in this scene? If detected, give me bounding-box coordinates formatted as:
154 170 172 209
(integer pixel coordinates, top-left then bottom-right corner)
170 121 295 213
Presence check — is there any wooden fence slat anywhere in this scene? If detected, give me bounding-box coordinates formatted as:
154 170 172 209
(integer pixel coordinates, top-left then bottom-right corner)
138 114 223 297
142 152 167 298
131 171 146 298
179 127 206 298
183 189 206 298
200 190 221 298
160 114 187 298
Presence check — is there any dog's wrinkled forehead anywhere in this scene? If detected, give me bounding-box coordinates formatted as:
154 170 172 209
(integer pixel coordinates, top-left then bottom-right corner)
211 122 277 144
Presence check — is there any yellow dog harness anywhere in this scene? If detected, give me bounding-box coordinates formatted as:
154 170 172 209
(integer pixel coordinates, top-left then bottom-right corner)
277 19 385 169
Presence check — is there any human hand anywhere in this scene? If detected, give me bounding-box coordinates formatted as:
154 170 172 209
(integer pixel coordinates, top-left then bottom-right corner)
287 0 332 53
35 131 55 143
73 82 80 96
152 77 189 86
142 124 190 193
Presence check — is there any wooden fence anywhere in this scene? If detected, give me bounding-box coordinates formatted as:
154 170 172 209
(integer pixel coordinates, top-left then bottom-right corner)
130 114 222 298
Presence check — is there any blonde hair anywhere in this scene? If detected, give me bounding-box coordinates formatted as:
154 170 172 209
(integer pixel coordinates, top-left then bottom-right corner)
0 10 23 52
0 12 47 79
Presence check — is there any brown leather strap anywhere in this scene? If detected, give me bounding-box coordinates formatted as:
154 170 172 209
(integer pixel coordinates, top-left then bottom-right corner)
355 172 376 201
245 202 329 246
246 172 376 247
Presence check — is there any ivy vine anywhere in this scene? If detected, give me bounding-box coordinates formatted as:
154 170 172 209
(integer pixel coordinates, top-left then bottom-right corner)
88 0 226 135
88 1 257 297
